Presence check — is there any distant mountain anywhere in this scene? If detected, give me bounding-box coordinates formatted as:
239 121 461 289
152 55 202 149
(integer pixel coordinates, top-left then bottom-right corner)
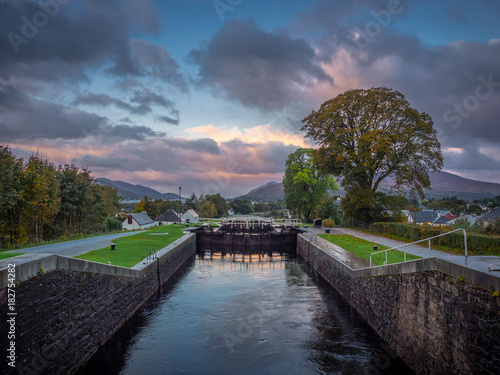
378 171 500 200
96 178 180 201
234 181 285 203
247 181 279 195
235 172 500 203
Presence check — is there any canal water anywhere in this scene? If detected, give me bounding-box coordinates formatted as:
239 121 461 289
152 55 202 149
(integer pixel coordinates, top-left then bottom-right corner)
81 254 414 375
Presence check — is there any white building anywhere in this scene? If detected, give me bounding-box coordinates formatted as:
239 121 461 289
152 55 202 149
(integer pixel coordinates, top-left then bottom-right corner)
181 209 199 223
122 213 155 230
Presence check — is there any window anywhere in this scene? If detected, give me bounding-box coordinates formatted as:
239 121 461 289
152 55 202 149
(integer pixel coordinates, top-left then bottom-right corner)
128 217 132 225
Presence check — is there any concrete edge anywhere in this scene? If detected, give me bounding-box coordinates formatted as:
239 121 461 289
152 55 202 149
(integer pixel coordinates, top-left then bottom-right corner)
298 234 500 291
0 234 196 289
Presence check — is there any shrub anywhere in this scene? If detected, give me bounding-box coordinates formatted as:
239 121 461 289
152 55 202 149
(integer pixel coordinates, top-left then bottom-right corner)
323 219 336 228
105 217 123 232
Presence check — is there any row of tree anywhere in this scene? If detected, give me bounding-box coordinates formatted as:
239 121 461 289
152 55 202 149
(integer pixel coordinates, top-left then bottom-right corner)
133 193 232 219
0 146 121 248
229 199 283 216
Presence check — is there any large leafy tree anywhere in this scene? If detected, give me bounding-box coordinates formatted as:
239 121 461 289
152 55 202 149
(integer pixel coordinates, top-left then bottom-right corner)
302 88 443 222
283 148 337 222
22 154 60 242
0 146 24 246
56 164 106 236
204 194 230 218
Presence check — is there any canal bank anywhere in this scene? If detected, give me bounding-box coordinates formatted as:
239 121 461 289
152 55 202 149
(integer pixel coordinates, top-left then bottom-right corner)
1 227 499 374
78 255 415 375
0 233 196 375
297 233 500 375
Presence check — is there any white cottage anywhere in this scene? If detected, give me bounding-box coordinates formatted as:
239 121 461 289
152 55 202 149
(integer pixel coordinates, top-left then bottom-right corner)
122 213 155 230
181 209 199 223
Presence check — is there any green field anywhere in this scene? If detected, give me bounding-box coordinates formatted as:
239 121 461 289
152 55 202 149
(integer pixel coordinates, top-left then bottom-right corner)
0 252 25 260
318 234 421 266
75 224 187 268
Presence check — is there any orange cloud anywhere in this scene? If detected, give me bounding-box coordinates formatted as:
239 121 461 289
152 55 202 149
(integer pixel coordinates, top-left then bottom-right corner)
187 124 311 148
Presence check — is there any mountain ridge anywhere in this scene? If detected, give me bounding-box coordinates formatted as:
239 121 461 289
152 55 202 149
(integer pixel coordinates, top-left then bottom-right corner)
234 171 500 202
96 178 180 201
98 171 500 203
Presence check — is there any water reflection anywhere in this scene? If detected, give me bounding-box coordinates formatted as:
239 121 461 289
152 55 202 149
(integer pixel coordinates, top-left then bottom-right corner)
81 255 414 375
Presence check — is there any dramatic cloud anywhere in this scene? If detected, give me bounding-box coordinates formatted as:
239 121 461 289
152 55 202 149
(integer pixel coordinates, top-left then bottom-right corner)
189 18 333 111
130 39 186 90
286 0 500 181
1 0 499 193
74 89 179 118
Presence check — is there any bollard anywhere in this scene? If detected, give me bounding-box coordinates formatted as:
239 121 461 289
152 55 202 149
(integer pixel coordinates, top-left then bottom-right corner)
325 229 330 234
373 245 377 251
111 243 116 250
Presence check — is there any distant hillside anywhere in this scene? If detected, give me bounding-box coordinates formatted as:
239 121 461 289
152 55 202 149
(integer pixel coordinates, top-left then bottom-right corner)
96 178 180 201
378 171 500 200
247 181 279 195
236 172 500 203
235 182 285 203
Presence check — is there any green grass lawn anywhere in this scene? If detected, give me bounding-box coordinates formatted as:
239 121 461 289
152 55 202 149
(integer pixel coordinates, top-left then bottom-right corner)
318 234 421 266
0 252 25 260
75 224 187 268
351 228 466 255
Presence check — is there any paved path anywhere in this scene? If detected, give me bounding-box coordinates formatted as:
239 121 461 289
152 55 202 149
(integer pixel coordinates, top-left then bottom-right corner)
303 227 500 276
4 231 145 258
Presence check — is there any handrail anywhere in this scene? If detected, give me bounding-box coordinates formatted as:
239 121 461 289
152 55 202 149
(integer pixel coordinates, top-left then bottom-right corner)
143 247 157 264
369 228 468 267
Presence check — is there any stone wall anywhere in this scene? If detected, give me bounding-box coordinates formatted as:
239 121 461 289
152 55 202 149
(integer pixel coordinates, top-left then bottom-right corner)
0 235 196 375
297 235 500 375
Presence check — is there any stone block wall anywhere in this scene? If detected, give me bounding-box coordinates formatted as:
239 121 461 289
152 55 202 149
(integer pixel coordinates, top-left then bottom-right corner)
0 235 195 375
297 236 500 375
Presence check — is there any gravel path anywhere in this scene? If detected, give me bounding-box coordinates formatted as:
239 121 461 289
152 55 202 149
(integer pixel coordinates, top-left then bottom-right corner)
5 231 145 257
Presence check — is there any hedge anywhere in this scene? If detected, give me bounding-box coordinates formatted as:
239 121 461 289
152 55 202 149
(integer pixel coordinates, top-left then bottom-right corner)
371 222 500 256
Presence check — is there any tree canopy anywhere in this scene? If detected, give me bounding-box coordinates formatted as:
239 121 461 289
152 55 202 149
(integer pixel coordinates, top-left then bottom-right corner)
301 87 443 222
283 148 337 222
0 145 121 248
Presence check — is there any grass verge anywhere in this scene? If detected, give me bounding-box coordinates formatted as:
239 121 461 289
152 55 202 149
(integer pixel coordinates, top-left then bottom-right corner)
350 228 465 255
318 234 421 266
0 253 25 260
75 224 186 268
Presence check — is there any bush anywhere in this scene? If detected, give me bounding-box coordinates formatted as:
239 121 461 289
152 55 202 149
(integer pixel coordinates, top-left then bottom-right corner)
371 222 500 255
323 219 335 228
104 217 123 232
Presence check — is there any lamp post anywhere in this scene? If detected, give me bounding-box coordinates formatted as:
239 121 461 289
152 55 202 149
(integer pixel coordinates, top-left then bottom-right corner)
178 186 182 222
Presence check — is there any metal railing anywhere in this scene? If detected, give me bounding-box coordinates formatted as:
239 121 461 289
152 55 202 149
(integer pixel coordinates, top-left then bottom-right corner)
143 247 158 264
369 228 468 267
273 218 302 228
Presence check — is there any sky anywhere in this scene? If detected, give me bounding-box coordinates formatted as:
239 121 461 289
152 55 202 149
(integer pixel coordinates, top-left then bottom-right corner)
1 0 499 198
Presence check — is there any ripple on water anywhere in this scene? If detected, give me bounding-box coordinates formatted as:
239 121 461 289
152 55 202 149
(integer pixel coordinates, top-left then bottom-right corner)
81 256 415 375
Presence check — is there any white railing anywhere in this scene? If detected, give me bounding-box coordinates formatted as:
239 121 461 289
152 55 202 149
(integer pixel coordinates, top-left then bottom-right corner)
274 218 302 228
369 228 468 267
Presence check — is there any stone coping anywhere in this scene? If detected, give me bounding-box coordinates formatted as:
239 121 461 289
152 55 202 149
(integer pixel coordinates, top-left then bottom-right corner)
298 234 500 291
0 233 195 289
